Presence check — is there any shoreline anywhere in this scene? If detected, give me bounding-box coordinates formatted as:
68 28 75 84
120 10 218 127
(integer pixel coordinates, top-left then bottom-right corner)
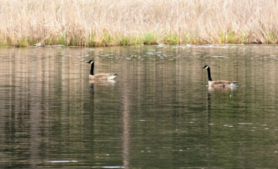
0 42 271 48
0 33 269 48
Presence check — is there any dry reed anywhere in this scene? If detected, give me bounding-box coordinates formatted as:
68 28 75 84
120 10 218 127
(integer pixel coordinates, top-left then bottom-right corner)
1 0 278 47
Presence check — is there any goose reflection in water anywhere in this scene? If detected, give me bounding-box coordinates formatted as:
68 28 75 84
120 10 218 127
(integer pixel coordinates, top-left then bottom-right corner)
89 80 116 97
208 86 237 93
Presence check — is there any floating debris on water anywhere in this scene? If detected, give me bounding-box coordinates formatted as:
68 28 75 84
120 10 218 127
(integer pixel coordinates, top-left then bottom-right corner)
146 52 155 55
157 44 164 47
212 55 226 58
49 160 77 163
100 54 110 57
98 166 125 169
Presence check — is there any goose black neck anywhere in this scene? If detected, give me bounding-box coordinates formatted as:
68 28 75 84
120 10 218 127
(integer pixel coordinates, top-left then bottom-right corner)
207 67 213 81
90 62 94 75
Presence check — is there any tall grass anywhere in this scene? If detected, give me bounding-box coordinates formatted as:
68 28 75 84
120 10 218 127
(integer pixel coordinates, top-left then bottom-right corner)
1 0 278 47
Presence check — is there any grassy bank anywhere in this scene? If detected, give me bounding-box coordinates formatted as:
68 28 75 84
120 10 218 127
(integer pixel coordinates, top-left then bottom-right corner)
1 0 278 47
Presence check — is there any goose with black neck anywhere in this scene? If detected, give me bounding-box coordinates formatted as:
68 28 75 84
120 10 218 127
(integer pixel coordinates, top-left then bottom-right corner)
202 65 238 87
87 60 117 80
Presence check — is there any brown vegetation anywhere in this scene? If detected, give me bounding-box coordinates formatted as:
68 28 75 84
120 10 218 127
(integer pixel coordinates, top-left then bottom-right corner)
1 0 278 47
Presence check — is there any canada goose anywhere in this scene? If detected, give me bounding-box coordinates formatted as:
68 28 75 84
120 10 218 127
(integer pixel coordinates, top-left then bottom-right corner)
87 60 117 80
202 65 238 87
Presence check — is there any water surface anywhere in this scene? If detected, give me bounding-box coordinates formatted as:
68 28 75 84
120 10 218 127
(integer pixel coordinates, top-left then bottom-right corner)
1 45 278 168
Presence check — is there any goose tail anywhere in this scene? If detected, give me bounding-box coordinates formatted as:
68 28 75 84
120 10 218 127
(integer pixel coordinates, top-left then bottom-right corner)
107 74 118 80
230 81 238 87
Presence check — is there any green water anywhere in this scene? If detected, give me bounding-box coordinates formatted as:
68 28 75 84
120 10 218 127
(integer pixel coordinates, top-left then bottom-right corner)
1 45 278 168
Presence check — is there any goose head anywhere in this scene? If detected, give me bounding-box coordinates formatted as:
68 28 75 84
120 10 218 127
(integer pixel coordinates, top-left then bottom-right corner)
202 65 209 69
87 60 94 64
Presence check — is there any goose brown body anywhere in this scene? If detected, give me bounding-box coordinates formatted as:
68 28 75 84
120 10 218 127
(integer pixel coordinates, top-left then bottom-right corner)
208 80 238 87
89 73 116 80
87 60 117 80
203 65 238 87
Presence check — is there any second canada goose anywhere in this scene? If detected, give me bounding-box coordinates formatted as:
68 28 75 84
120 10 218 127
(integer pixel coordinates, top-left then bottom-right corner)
87 60 117 80
202 65 238 87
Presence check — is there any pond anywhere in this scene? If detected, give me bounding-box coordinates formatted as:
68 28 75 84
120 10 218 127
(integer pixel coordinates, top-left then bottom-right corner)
1 45 278 168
